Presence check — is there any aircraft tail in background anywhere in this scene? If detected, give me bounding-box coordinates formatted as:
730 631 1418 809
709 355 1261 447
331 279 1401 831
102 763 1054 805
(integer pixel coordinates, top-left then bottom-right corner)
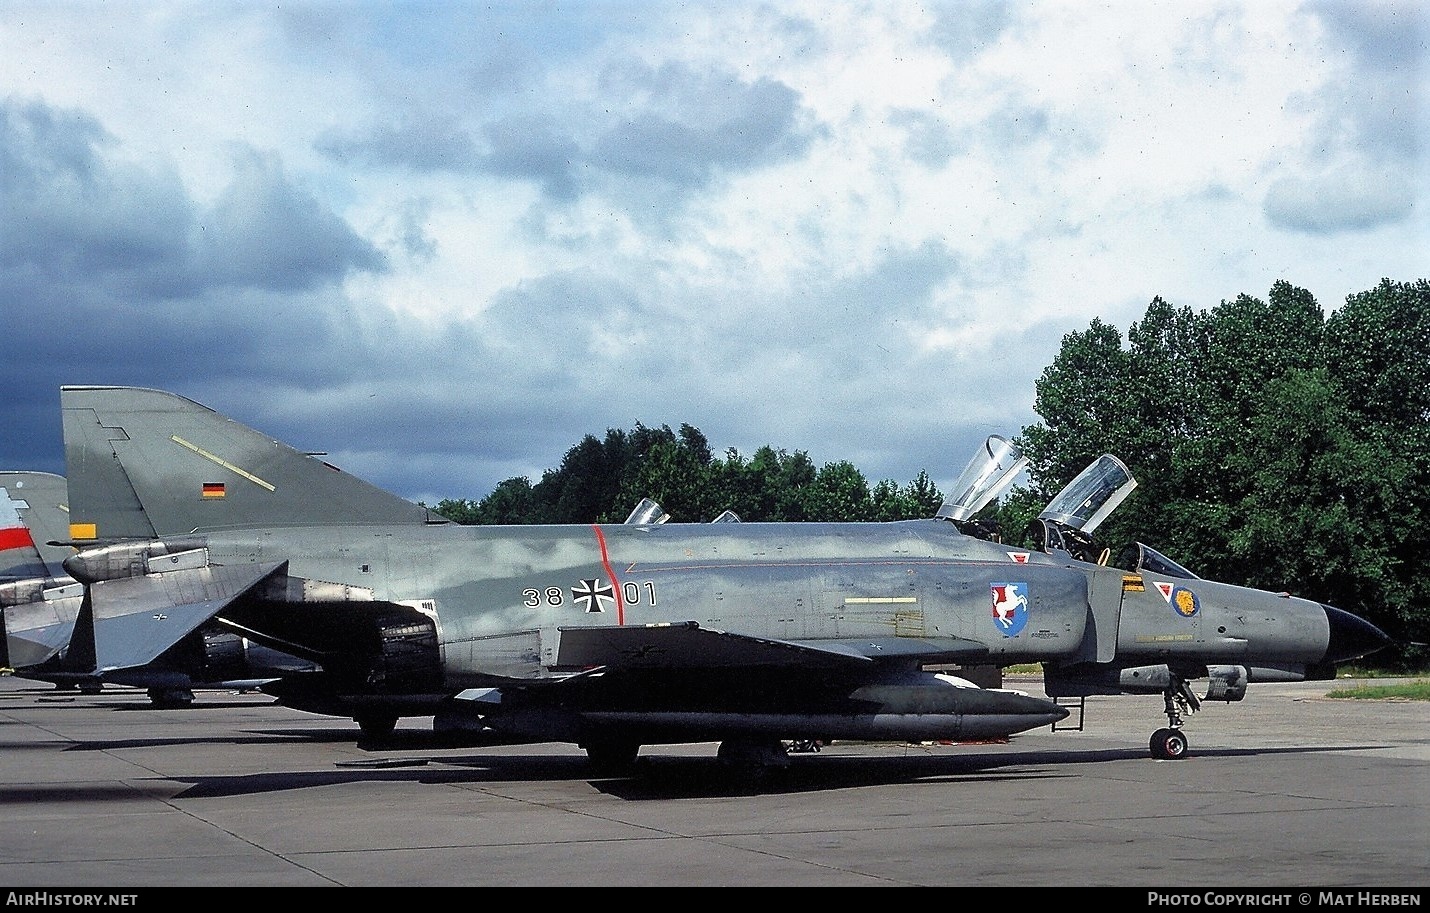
0 471 73 581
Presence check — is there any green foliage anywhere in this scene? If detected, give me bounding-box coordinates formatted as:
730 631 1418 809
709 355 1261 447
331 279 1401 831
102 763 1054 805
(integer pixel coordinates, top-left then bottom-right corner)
455 422 944 525
1325 680 1430 701
992 486 1048 550
1018 278 1430 667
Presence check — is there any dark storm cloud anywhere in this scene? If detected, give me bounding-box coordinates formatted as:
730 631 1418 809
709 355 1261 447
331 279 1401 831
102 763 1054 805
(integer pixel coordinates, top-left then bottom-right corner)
0 87 716 501
1 98 385 297
0 99 191 286
196 151 388 291
0 97 390 479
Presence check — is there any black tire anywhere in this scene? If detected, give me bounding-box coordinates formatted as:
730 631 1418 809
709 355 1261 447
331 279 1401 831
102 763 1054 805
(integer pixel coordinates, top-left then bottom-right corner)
583 739 640 775
356 711 399 739
147 688 195 708
1150 727 1189 760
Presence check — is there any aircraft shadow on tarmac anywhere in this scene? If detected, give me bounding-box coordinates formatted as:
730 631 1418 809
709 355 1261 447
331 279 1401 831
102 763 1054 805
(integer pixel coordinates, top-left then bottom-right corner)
109 699 280 711
28 732 1389 802
582 743 1391 799
11 696 1390 801
136 752 1078 801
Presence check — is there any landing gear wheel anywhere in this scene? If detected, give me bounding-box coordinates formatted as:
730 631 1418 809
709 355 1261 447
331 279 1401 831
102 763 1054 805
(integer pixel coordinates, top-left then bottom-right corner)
716 737 792 786
356 711 399 739
147 687 195 708
1150 727 1188 760
583 739 641 775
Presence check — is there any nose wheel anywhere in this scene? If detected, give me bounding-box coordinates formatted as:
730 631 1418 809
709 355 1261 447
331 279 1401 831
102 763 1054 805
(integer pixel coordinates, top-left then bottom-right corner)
1150 675 1200 760
1150 726 1189 759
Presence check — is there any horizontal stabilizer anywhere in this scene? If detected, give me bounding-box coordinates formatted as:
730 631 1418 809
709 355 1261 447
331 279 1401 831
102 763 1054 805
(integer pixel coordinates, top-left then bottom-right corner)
85 561 286 672
1 584 85 669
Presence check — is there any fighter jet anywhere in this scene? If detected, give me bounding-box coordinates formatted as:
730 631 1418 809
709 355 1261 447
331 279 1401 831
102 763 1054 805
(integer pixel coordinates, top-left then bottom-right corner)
0 470 315 704
42 386 1390 771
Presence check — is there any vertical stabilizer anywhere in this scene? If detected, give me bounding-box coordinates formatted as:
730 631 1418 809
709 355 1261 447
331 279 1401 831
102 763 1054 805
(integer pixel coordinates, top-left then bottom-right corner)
62 386 447 539
0 472 75 579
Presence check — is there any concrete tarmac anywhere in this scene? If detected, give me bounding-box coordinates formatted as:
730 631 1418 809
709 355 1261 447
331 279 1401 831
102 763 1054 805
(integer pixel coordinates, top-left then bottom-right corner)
0 673 1426 889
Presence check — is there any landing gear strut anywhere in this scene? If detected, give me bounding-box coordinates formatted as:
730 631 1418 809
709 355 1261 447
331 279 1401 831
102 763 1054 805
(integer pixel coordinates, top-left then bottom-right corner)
1151 676 1201 760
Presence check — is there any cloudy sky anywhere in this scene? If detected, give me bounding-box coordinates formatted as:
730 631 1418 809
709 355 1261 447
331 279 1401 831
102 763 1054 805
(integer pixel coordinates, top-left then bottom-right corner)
1 0 1425 509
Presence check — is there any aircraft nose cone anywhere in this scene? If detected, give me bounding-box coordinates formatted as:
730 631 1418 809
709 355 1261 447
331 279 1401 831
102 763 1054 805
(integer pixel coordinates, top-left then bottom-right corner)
1322 603 1392 663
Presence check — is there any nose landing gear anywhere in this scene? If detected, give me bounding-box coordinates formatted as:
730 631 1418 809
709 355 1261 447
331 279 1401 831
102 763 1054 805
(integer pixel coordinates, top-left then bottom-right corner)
1150 677 1201 759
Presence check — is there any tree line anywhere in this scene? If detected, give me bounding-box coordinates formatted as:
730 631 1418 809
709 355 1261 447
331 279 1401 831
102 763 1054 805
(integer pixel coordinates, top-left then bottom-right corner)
433 278 1428 667
433 422 945 527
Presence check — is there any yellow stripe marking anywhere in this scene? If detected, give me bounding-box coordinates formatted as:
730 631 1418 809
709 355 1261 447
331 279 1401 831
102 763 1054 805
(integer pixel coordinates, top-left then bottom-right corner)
844 596 918 604
70 522 97 540
171 436 276 491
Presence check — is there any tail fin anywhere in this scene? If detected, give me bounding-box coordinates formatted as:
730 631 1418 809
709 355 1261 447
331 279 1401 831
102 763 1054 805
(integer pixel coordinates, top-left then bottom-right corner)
61 386 448 540
0 472 72 580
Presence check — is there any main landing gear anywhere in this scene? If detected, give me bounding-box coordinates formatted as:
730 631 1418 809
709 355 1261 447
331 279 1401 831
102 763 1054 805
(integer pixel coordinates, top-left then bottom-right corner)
147 687 196 708
581 738 642 776
355 710 399 739
1150 676 1202 760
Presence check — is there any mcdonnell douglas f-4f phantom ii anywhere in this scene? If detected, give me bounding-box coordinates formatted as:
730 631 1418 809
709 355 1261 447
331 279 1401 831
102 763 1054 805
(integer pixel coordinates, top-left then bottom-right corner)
34 385 1390 772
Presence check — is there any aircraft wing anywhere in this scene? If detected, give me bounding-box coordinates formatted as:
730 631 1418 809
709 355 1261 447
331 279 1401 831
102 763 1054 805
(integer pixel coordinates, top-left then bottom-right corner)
74 561 287 673
554 622 989 671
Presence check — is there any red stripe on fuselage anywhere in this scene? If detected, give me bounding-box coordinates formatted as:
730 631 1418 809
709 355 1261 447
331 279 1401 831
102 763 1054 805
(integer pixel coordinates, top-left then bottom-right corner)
590 524 625 625
0 526 35 551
